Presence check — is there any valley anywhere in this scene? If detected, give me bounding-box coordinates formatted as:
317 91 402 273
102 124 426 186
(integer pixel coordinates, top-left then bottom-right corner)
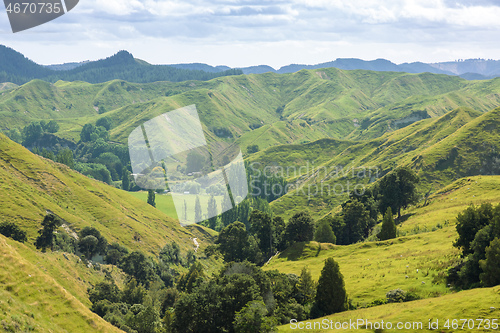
1 50 499 332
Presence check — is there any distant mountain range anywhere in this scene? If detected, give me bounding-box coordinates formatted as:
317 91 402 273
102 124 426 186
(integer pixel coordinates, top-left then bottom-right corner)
49 56 500 80
0 45 242 85
1 44 500 85
168 58 500 79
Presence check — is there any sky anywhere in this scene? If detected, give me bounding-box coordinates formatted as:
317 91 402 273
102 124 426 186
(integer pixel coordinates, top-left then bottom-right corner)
1 0 500 68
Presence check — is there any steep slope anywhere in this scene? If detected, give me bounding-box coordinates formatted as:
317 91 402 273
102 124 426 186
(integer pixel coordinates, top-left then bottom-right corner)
0 235 124 332
0 133 219 332
0 133 211 254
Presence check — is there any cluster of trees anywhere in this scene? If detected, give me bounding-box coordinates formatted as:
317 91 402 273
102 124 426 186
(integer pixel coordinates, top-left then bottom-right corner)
24 117 133 187
448 203 500 289
0 221 27 243
6 120 61 146
89 258 348 333
316 167 419 245
8 115 135 188
28 211 351 332
208 210 317 265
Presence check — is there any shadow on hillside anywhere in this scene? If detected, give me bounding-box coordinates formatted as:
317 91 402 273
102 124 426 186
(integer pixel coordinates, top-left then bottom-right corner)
395 213 415 225
279 242 322 261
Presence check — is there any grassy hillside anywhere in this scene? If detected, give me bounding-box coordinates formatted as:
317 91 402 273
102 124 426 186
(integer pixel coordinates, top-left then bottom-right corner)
0 133 222 332
0 235 124 333
265 176 500 303
265 175 500 332
276 286 500 332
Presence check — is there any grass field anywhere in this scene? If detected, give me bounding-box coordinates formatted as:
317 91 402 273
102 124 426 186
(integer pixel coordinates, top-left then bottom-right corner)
276 286 500 332
265 230 458 306
129 191 227 225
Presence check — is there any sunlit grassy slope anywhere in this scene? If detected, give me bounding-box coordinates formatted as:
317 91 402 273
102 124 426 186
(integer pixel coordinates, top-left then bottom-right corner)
0 235 124 333
277 286 500 332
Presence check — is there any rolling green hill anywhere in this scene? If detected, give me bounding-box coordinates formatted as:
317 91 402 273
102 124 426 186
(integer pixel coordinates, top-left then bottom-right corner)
250 106 500 219
276 285 500 332
3 69 500 151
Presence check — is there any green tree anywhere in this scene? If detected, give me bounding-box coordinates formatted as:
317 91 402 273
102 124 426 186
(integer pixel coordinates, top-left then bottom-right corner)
88 279 122 304
296 267 316 305
216 221 260 263
96 152 122 181
195 196 202 222
22 121 43 146
121 167 130 191
186 249 196 267
78 226 108 256
378 207 397 241
177 261 205 293
6 128 22 143
104 242 129 265
246 145 259 155
377 167 419 218
284 212 314 247
35 213 63 252
160 241 182 265
249 210 274 259
55 148 75 169
479 238 500 287
126 297 162 333
233 300 276 333
122 278 147 305
80 123 96 142
96 117 112 130
0 221 27 243
46 120 59 133
79 235 99 259
454 203 493 256
342 200 372 245
207 195 218 229
147 189 156 207
314 219 336 244
119 251 157 286
314 257 348 317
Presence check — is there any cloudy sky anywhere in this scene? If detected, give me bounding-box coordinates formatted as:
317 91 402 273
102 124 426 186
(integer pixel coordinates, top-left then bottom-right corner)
1 0 500 68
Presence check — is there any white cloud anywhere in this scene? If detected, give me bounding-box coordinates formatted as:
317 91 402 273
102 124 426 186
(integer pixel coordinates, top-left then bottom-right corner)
1 0 500 67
